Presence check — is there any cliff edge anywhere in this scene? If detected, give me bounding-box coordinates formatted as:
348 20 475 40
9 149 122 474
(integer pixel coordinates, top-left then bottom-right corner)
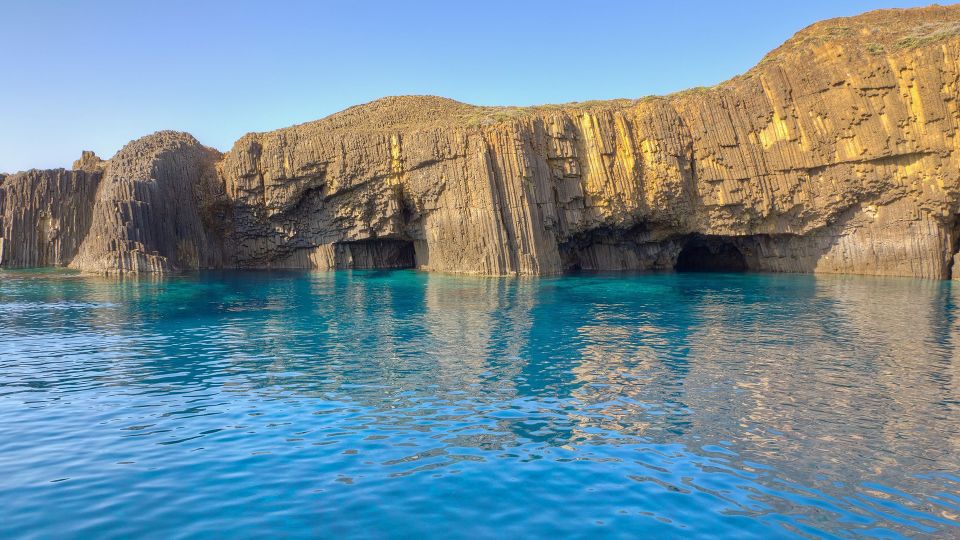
2 4 959 278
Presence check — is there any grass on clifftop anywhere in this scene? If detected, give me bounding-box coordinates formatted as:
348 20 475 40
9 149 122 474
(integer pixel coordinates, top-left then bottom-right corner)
757 4 960 66
462 98 642 127
892 20 960 49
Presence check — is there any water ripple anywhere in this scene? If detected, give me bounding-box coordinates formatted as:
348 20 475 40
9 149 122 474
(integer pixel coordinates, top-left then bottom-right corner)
0 269 958 538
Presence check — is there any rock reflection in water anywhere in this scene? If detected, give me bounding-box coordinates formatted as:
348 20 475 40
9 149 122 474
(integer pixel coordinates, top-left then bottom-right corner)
0 270 957 538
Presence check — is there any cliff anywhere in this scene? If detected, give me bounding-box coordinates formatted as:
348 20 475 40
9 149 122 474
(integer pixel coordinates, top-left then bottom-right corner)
2 4 959 278
70 132 226 273
0 169 100 268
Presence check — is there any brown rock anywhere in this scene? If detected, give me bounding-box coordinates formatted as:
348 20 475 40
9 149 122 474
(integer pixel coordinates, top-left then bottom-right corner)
69 132 226 274
0 168 100 267
3 5 960 278
72 151 105 173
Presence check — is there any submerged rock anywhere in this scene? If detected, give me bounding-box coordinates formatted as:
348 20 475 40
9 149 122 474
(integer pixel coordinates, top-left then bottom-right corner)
2 5 960 278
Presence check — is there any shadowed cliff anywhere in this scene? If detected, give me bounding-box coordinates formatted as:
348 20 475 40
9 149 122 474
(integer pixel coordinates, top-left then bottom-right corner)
2 4 959 278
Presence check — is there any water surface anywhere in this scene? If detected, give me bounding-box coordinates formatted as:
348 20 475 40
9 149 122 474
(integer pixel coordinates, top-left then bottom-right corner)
1 270 958 538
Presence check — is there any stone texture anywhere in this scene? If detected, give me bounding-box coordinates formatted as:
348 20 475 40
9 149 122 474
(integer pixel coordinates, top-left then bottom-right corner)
70 132 226 273
2 5 959 278
0 169 100 268
72 151 105 173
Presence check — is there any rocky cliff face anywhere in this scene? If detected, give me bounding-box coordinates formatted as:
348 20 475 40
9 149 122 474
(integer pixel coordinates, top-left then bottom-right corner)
69 132 226 273
0 168 101 268
2 5 959 278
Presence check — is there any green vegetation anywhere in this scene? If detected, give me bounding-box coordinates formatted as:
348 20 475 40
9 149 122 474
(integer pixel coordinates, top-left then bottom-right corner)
825 25 854 36
893 21 960 50
671 86 712 98
462 98 642 128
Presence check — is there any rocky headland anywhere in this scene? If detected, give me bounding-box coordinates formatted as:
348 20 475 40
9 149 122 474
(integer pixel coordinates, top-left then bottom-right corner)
2 5 959 278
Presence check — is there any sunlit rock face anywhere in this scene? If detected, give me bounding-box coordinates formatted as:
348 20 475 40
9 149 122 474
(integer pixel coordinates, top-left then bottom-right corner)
0 169 100 268
68 131 227 274
2 4 960 277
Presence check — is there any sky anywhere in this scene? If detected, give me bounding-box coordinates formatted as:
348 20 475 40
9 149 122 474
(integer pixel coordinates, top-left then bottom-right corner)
0 0 939 173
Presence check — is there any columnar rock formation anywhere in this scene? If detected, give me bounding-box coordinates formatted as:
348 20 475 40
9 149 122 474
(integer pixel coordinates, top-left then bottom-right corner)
0 168 100 268
70 132 226 273
1 5 959 278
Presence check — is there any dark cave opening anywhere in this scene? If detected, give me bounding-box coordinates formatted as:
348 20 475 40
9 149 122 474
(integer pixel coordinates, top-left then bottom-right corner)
675 236 747 273
948 214 960 279
336 239 416 269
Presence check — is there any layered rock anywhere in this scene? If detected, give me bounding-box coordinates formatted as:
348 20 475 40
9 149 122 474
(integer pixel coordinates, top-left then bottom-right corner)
2 5 959 278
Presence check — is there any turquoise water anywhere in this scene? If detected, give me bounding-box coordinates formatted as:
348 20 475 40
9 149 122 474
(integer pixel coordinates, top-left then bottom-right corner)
1 270 958 539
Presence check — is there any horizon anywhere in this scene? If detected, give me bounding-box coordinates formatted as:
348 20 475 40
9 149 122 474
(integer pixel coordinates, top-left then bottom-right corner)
0 0 940 173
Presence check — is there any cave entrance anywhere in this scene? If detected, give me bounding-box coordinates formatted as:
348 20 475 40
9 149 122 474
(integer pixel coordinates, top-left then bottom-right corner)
948 214 960 279
335 239 416 269
675 235 747 272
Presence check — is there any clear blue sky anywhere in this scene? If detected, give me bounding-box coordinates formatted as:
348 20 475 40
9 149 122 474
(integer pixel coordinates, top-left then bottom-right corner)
0 0 938 172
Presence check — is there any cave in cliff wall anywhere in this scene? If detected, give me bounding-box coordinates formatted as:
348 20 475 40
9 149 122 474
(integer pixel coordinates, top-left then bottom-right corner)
675 236 747 273
950 214 960 280
335 239 416 269
2 5 960 279
557 229 792 274
270 239 416 270
558 225 678 273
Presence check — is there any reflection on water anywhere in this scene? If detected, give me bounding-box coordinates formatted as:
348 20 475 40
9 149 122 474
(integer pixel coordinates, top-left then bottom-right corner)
0 269 958 539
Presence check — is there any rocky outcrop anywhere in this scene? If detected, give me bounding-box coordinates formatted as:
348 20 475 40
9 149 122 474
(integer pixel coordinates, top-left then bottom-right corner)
70 132 226 273
0 169 100 268
72 151 105 173
2 5 959 278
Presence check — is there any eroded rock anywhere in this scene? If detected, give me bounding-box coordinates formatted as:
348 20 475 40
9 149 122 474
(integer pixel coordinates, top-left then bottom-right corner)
69 132 226 273
0 168 101 268
2 5 959 278
72 151 105 173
